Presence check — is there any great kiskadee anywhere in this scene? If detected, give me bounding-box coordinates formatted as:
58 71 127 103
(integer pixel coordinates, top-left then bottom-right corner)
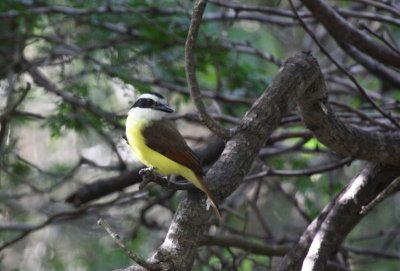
126 93 221 217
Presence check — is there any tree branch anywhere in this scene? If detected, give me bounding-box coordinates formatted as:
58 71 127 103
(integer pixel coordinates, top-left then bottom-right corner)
289 0 399 128
65 169 143 207
116 52 324 271
24 60 122 128
185 0 231 139
66 135 224 206
98 217 160 271
199 234 290 256
0 83 30 122
297 71 400 166
301 164 400 271
300 0 400 69
116 52 400 270
277 163 400 271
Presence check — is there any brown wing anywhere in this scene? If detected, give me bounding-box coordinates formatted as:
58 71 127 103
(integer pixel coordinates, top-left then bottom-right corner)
143 120 204 175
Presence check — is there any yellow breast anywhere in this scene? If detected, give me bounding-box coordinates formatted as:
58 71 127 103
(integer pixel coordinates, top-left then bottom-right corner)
125 118 198 187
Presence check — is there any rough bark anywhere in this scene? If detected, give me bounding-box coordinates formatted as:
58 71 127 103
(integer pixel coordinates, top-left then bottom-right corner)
298 72 400 166
300 0 400 69
115 52 400 270
278 163 400 271
116 52 322 271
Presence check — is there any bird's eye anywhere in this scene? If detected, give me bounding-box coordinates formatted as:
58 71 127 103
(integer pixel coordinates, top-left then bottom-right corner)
147 99 154 106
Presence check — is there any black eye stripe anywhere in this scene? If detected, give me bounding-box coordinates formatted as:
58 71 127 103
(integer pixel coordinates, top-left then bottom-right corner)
131 98 161 109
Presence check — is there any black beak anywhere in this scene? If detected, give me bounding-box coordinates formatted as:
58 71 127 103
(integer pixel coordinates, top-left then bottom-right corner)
154 103 174 113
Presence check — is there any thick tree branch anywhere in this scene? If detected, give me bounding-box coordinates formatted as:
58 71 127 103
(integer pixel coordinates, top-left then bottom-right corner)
356 0 400 17
65 169 142 207
300 0 400 69
277 201 337 271
289 0 399 128
117 52 324 271
278 163 400 271
338 42 400 90
116 52 400 270
297 74 400 166
301 164 400 271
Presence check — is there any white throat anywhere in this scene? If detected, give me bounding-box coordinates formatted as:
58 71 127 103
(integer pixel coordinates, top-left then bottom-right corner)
127 107 167 122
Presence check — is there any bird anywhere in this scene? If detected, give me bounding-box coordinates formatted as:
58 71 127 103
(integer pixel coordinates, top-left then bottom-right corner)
125 92 221 218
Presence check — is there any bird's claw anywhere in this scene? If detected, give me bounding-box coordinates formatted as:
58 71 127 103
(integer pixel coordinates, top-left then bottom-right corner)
139 167 158 190
139 167 171 190
139 167 157 178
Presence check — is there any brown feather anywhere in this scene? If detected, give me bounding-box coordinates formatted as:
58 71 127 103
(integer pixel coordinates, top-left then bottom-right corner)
142 120 204 175
143 120 222 218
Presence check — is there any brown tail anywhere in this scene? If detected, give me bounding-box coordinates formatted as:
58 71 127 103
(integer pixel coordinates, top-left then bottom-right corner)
196 175 222 219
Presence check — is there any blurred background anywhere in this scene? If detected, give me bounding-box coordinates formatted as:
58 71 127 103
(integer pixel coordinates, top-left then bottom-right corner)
1 0 400 270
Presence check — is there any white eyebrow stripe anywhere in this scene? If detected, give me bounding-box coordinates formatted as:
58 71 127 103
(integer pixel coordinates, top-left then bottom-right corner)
137 93 165 104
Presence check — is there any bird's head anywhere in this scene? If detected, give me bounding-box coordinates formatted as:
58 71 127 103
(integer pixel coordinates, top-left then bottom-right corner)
128 93 174 121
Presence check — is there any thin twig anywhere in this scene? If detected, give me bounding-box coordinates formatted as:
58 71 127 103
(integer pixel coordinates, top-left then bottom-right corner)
360 176 400 215
200 234 290 256
330 101 394 130
360 23 400 56
289 0 400 129
0 208 88 251
355 0 400 17
0 83 31 122
97 217 160 270
185 0 231 139
343 244 400 260
0 191 146 251
245 157 353 180
25 61 122 128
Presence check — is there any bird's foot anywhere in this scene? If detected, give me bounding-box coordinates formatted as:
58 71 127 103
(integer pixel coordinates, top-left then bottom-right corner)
139 167 157 178
139 167 157 189
139 167 169 190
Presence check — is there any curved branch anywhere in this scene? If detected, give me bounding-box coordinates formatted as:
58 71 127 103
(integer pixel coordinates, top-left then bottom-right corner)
185 0 231 139
300 0 400 69
301 164 400 271
277 163 400 271
117 52 400 270
117 52 322 271
289 0 399 128
298 72 400 166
